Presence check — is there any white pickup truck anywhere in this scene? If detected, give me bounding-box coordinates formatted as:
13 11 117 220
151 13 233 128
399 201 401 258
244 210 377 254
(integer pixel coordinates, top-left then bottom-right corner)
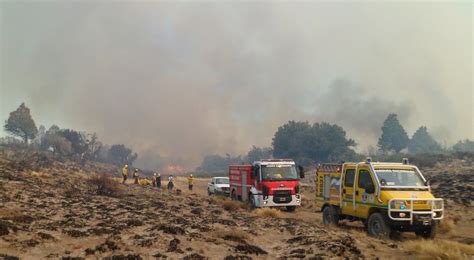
208 177 230 196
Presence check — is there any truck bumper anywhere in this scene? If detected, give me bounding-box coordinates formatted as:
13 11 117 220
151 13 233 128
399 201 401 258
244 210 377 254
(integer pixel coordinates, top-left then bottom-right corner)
388 198 444 225
255 194 301 207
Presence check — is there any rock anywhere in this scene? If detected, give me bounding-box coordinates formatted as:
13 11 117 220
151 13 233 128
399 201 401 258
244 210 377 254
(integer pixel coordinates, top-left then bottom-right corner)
0 221 9 236
158 224 185 235
191 207 203 215
102 254 142 260
234 244 267 255
224 256 252 260
183 253 206 260
167 238 183 253
37 232 55 240
0 254 20 260
152 252 168 258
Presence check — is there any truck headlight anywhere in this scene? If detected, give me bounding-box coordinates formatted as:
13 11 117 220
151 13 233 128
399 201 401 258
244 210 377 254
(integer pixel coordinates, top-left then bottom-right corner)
432 200 443 210
390 200 407 209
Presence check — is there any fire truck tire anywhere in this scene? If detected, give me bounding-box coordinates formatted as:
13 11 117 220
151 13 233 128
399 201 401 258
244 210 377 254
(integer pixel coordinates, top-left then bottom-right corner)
208 189 212 196
367 213 391 238
415 221 438 239
286 206 296 212
323 206 338 225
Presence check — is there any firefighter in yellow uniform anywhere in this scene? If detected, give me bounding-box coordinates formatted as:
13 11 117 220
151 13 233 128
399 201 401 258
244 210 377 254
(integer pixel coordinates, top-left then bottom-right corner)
133 169 139 184
122 164 128 184
187 174 194 191
152 173 157 187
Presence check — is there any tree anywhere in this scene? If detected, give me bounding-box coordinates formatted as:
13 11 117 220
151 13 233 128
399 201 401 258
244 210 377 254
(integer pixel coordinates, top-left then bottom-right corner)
198 154 243 174
378 114 409 153
4 103 38 143
272 120 356 164
41 132 72 156
272 121 312 163
107 144 137 166
452 139 474 153
58 129 87 155
408 126 441 154
84 133 103 160
307 122 356 162
246 146 273 163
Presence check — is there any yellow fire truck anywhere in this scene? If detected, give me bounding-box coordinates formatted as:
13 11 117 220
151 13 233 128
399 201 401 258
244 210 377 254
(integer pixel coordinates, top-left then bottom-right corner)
315 158 444 239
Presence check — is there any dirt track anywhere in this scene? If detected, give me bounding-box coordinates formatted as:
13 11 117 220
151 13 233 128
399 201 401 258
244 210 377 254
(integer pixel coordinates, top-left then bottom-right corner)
0 152 473 259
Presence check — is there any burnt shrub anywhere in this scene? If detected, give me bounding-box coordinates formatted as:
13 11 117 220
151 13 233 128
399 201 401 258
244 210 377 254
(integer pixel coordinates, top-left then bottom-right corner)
87 174 123 197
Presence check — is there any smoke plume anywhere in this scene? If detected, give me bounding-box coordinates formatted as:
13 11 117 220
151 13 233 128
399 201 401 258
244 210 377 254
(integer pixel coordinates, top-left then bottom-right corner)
1 1 472 168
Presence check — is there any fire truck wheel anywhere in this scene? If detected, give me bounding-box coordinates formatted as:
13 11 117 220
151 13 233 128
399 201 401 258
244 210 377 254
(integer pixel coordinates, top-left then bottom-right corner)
415 221 438 239
208 189 212 196
286 206 296 212
367 213 391 238
323 206 338 225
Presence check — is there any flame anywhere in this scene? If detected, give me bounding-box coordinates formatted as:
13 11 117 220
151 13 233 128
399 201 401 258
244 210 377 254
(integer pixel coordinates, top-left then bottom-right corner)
163 164 189 174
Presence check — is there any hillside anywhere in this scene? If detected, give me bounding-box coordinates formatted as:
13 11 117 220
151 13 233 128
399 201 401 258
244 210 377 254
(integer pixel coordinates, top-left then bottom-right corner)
0 150 473 259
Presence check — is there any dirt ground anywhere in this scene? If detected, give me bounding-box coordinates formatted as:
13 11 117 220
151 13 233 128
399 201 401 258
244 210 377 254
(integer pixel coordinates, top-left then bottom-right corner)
0 152 473 259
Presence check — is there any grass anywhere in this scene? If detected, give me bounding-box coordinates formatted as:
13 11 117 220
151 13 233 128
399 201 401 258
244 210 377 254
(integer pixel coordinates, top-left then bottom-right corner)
439 216 456 234
221 200 244 211
87 173 124 197
403 239 474 259
254 208 283 218
214 229 249 243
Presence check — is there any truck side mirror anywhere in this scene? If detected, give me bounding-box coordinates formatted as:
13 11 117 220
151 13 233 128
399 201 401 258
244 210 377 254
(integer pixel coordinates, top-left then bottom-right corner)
365 185 375 194
425 179 430 186
298 165 305 179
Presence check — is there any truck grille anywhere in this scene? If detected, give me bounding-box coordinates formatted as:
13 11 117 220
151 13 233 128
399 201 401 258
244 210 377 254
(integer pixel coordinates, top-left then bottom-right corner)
221 187 229 191
273 190 292 204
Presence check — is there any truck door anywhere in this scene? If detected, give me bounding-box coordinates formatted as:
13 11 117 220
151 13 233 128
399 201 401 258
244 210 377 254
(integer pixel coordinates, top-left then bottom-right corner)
341 167 356 215
355 167 376 218
241 169 248 202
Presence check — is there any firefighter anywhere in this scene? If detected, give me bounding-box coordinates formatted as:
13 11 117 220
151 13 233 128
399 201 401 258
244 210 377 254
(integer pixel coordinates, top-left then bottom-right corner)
133 169 139 184
122 164 129 184
156 173 162 188
187 174 194 191
167 175 174 190
152 172 157 187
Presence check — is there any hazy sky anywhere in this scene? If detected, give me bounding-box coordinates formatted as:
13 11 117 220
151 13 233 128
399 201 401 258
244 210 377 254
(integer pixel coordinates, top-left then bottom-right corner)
1 1 472 168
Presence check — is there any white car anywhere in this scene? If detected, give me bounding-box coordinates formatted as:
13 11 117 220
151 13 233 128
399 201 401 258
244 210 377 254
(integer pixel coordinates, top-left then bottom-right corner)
208 177 230 196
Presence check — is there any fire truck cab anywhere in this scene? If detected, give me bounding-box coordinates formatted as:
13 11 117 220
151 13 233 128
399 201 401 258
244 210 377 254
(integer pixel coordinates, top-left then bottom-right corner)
315 158 444 239
229 159 305 212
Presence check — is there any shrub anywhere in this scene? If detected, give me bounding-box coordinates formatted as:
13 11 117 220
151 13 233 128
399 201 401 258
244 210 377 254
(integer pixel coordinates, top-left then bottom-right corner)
254 208 282 218
439 216 456 234
220 200 243 211
403 239 474 259
87 174 123 197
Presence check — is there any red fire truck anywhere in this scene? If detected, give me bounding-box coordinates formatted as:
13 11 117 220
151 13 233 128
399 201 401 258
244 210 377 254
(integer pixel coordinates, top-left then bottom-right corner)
229 159 305 211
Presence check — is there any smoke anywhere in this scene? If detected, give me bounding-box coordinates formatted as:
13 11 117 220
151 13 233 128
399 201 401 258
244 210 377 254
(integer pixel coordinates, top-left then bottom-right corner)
1 1 472 168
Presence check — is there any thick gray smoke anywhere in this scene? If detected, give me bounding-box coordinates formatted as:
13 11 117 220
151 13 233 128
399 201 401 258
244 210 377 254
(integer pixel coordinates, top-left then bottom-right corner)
1 2 472 168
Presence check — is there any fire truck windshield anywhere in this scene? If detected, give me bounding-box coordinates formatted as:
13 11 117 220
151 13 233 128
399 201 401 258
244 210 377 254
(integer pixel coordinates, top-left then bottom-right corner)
261 165 298 181
375 169 425 187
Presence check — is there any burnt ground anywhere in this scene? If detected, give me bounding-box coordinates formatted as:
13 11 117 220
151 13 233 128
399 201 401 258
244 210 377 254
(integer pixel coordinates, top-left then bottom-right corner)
0 150 473 259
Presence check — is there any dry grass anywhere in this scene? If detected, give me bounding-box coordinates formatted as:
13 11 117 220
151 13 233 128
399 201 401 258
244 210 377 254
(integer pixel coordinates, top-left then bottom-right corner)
439 216 456 234
214 229 249 243
87 174 124 197
403 239 474 259
254 208 283 218
220 200 244 211
30 171 51 178
300 194 314 209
